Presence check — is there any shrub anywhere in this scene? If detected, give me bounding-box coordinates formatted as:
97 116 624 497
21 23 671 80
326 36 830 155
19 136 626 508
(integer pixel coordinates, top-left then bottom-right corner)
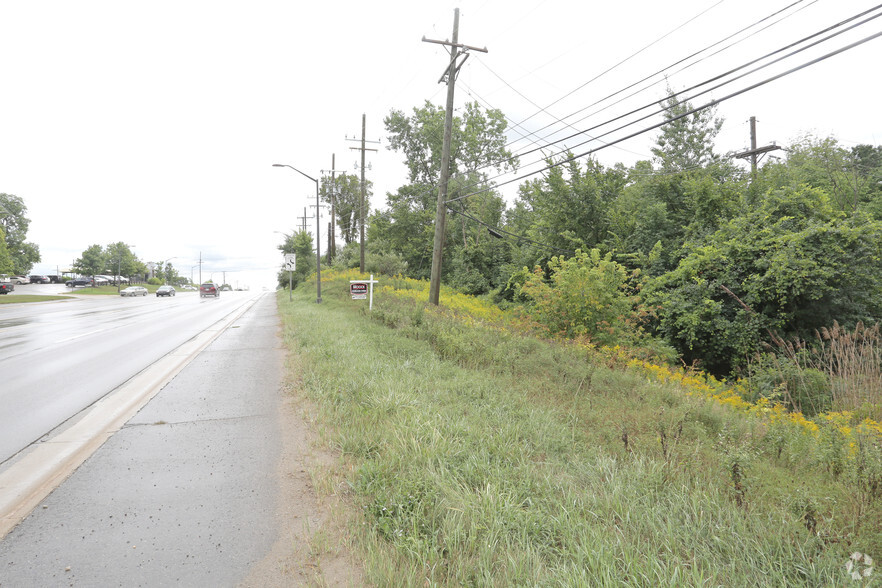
519 248 638 346
747 354 831 417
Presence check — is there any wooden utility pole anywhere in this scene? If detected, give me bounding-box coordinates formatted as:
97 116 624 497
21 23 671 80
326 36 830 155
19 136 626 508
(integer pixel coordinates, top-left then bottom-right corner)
297 206 312 233
348 114 378 273
425 8 486 305
734 116 781 180
329 154 337 263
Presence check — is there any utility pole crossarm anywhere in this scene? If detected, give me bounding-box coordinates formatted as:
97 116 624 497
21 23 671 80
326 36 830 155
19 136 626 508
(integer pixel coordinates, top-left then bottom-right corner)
422 32 487 84
733 144 781 159
733 116 782 179
421 36 488 53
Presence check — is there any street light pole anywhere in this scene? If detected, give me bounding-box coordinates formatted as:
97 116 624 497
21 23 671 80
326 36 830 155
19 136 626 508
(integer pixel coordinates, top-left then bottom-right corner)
273 163 321 303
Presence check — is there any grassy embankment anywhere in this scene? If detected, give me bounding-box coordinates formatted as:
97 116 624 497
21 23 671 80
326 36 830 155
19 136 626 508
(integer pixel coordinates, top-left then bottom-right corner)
278 269 881 587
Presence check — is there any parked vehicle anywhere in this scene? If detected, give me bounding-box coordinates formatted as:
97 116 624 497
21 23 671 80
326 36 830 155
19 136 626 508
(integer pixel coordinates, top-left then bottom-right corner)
199 283 219 298
120 286 148 297
156 285 176 297
65 277 92 287
0 283 13 294
9 276 29 285
29 275 51 284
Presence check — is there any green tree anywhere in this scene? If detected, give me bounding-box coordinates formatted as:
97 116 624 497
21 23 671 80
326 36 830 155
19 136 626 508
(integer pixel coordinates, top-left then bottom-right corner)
385 101 515 186
0 193 41 275
0 226 13 274
378 101 517 285
651 88 723 173
446 180 509 295
603 159 744 275
323 173 371 246
162 262 180 284
647 185 882 376
368 184 436 279
516 156 625 257
276 230 315 289
74 245 107 280
759 136 881 214
104 242 140 280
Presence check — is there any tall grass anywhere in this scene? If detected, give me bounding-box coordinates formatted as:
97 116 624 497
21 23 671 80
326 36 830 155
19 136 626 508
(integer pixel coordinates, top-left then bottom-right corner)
765 321 882 421
277 271 881 586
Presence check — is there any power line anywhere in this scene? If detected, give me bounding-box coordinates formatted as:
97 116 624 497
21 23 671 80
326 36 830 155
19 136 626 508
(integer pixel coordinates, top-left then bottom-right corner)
489 0 817 161
498 0 728 142
446 27 882 205
447 204 574 256
446 6 882 200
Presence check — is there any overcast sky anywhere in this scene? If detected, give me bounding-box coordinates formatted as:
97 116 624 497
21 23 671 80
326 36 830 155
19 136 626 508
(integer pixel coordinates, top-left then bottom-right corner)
1 1 879 289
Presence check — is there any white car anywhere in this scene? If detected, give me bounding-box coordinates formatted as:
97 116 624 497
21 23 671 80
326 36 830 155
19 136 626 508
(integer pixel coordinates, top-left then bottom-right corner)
120 286 148 297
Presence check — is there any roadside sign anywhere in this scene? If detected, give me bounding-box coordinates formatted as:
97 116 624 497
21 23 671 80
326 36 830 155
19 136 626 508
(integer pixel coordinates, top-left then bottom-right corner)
284 254 296 271
349 274 379 310
350 282 368 299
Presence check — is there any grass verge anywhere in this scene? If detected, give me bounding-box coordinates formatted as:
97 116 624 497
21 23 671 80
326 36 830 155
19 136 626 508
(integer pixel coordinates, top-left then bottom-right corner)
0 294 73 304
278 272 881 587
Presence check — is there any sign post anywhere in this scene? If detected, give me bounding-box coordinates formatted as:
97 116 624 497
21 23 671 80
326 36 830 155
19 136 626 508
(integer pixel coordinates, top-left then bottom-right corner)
284 254 296 302
350 274 379 310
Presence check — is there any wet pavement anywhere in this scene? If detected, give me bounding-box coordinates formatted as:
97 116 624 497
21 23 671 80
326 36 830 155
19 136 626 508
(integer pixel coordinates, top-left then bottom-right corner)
0 293 285 586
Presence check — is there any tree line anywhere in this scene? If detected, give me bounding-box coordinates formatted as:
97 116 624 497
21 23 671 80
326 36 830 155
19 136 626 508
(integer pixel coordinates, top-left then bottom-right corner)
281 90 882 390
0 214 184 286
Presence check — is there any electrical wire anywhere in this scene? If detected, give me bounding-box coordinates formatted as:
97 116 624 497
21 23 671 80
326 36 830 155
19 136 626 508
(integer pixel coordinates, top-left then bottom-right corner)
447 204 575 255
447 5 882 199
500 0 727 142
492 0 815 159
446 27 882 205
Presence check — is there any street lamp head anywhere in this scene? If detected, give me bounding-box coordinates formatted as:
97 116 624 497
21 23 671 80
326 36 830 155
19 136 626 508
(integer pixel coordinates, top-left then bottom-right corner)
272 164 285 167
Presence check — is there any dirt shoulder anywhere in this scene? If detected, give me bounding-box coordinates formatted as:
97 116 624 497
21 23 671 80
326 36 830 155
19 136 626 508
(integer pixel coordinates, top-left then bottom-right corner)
239 374 365 587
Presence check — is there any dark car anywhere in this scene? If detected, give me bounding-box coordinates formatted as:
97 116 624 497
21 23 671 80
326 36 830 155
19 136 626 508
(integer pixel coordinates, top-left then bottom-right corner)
199 283 219 298
29 275 51 284
65 277 92 287
156 285 176 297
0 283 13 294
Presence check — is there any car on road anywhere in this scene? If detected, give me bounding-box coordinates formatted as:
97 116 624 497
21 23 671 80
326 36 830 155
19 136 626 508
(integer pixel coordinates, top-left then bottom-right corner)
199 283 219 298
120 286 148 297
0 283 13 294
156 285 176 297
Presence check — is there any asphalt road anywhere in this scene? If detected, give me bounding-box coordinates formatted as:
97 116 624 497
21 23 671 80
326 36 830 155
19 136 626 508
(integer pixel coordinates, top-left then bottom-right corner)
0 287 262 463
0 291 286 585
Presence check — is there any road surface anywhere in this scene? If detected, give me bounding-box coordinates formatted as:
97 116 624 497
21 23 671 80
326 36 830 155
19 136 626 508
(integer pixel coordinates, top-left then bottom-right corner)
0 288 260 463
0 291 289 585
